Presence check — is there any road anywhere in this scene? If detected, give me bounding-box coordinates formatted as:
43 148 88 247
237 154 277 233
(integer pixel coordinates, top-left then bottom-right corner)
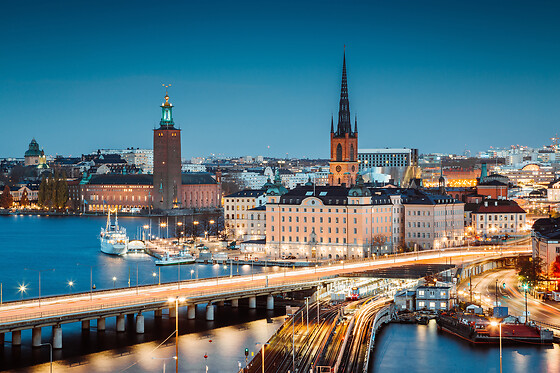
0 247 528 327
458 268 560 327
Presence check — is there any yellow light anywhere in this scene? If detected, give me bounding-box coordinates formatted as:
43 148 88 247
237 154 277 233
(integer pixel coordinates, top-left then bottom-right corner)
168 297 175 303
490 321 498 327
178 297 186 302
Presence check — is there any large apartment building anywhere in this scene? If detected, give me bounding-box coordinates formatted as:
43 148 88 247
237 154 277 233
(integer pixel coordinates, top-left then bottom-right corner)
264 181 464 260
223 189 267 239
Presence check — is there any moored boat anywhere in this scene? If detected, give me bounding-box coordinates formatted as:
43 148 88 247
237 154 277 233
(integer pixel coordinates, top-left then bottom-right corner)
100 209 128 255
155 249 196 266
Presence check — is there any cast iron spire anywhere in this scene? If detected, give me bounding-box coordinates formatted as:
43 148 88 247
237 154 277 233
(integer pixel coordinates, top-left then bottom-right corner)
336 50 352 136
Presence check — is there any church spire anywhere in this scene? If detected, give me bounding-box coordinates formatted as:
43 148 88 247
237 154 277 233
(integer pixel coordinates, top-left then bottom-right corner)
336 49 352 136
354 114 358 133
330 115 334 133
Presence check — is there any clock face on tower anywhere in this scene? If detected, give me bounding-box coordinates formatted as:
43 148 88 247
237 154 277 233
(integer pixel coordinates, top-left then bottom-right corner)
336 165 342 172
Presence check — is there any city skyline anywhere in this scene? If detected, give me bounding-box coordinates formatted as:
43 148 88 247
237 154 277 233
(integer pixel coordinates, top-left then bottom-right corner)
1 0 559 159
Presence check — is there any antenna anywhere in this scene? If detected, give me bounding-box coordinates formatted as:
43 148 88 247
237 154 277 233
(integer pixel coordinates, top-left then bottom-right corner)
162 83 172 95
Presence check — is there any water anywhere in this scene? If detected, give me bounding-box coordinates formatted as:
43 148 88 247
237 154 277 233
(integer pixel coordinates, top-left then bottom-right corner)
0 215 268 302
372 321 560 373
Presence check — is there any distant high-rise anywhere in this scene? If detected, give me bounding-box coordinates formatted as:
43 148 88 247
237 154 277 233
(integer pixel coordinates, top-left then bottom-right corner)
153 93 182 210
328 51 358 186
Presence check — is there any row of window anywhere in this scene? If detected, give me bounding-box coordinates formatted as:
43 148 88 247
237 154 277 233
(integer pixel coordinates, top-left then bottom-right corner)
474 214 523 221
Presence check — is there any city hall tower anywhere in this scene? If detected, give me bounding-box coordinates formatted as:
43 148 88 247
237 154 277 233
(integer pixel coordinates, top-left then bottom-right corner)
153 92 182 210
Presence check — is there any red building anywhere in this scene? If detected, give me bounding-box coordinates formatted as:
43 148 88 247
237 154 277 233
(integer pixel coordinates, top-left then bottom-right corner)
153 92 182 210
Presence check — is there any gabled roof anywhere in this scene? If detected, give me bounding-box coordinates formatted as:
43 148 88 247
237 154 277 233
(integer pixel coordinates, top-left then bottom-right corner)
471 199 526 214
478 180 508 187
181 172 217 185
88 174 153 185
225 189 266 198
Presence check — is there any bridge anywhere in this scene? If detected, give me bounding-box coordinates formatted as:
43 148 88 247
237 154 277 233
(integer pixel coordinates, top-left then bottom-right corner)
0 246 529 349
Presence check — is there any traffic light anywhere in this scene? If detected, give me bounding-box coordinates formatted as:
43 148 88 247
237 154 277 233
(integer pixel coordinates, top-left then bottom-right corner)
245 348 249 357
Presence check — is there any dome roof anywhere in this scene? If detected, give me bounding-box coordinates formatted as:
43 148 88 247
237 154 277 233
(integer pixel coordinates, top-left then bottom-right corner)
348 174 371 197
25 138 42 157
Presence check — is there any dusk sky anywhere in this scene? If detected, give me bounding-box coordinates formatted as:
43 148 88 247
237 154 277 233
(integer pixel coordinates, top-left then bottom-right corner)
1 0 559 159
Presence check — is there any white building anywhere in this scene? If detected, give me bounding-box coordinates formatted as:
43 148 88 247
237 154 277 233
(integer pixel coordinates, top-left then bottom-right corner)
471 199 527 237
224 189 267 240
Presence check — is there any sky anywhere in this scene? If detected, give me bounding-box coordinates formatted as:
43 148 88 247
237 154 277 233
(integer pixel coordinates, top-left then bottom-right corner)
1 0 559 159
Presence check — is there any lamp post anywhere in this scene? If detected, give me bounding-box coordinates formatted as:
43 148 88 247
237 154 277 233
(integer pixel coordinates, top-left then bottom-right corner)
160 222 167 239
112 276 117 288
190 269 194 280
255 342 270 373
490 321 502 373
209 220 215 240
40 342 53 373
168 296 186 373
193 221 199 246
67 280 74 294
177 221 183 242
152 272 158 285
24 267 54 307
152 356 177 373
18 283 27 300
523 283 529 324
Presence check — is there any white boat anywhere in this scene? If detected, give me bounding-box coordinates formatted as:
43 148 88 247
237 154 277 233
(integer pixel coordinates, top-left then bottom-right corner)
100 209 129 255
155 249 196 266
213 252 229 264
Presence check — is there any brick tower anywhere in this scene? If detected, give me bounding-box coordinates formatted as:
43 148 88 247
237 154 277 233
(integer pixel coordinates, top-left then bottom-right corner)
153 92 182 210
329 51 358 186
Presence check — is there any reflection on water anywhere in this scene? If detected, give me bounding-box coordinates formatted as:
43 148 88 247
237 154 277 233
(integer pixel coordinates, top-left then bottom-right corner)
10 313 285 372
372 321 560 373
0 215 268 301
1 305 285 371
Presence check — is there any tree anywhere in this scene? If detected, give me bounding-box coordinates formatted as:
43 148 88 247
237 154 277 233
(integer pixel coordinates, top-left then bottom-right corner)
46 174 55 209
38 175 47 207
20 189 30 207
0 185 13 209
55 171 69 210
550 256 560 291
517 256 544 288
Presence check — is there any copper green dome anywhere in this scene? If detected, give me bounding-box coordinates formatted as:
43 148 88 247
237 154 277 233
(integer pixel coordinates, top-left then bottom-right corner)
25 138 42 157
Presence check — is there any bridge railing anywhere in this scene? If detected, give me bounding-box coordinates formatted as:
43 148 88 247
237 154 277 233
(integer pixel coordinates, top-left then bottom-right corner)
0 279 329 325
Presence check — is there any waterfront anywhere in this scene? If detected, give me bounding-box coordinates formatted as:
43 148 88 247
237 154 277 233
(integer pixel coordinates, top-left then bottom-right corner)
372 321 560 373
0 215 267 302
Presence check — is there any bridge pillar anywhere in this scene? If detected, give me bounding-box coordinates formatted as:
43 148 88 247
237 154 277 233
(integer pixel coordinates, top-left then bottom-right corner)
116 315 126 332
82 320 90 331
32 327 41 347
12 330 21 346
231 299 239 308
154 309 163 318
267 295 274 310
52 325 62 349
187 305 196 319
0 333 4 346
217 300 225 306
97 317 106 331
136 313 145 334
206 304 215 321
169 307 176 318
249 296 256 309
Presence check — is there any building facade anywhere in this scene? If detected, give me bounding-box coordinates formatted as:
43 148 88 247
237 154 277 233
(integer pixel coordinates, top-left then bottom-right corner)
358 148 419 169
532 217 560 276
224 189 267 239
471 199 527 237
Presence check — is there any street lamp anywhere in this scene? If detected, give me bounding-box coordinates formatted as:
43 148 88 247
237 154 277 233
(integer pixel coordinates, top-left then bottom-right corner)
209 220 215 240
18 283 28 300
24 267 54 307
190 269 194 280
152 356 178 373
523 283 529 324
67 280 74 294
152 272 158 285
40 342 53 373
255 342 270 373
112 276 117 288
168 296 186 373
490 320 502 373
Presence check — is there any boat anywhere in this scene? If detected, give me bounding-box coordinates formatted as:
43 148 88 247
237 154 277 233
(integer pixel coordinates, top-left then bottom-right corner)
213 252 229 264
100 209 129 255
436 312 553 344
155 249 196 266
127 240 146 254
